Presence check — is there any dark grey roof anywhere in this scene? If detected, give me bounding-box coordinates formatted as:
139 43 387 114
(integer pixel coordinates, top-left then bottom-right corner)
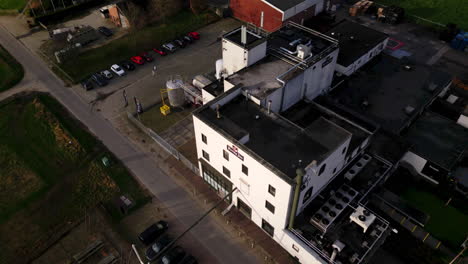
404 111 468 169
264 0 305 11
326 20 388 67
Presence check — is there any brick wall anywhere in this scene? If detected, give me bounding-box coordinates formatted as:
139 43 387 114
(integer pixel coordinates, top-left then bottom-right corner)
230 0 283 32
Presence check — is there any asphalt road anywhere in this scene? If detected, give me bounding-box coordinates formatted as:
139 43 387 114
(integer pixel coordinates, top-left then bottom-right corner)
0 24 259 264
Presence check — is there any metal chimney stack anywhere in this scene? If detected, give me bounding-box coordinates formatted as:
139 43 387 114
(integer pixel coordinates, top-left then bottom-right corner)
241 26 247 45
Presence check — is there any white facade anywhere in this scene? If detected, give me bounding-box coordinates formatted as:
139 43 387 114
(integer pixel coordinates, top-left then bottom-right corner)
222 32 267 76
283 0 324 21
336 38 388 76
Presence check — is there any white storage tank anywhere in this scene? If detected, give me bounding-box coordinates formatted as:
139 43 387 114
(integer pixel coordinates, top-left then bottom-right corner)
166 79 185 107
192 75 213 89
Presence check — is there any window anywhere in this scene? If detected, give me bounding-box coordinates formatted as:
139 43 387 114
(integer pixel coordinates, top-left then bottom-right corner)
333 168 337 174
222 166 231 178
262 219 274 237
268 185 276 196
223 150 229 161
318 164 326 176
342 147 347 154
202 134 207 144
265 201 275 214
303 187 313 203
202 150 210 161
292 244 300 252
242 164 248 175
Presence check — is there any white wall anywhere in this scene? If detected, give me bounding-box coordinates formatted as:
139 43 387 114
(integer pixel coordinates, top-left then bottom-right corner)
298 135 351 211
336 38 388 76
283 0 324 21
282 73 305 111
222 39 247 76
400 151 438 184
247 41 267 67
304 48 339 101
193 115 294 235
265 85 285 113
202 89 216 104
277 229 327 264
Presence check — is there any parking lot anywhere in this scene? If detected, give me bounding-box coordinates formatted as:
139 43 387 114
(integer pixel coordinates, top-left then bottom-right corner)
71 17 242 121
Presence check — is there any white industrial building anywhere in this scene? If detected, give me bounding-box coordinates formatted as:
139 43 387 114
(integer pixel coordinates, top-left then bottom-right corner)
193 23 392 264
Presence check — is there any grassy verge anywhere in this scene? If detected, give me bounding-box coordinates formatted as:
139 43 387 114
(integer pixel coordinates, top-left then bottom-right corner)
60 10 219 82
0 93 149 263
0 0 25 10
402 189 468 248
376 0 468 30
0 45 24 92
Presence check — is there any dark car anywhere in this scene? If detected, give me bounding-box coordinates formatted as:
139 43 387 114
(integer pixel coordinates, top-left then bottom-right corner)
138 220 168 245
98 26 113 37
158 246 186 264
81 79 93 90
146 235 171 261
91 73 108 87
173 38 186 48
120 61 136 71
179 255 198 264
141 52 154 62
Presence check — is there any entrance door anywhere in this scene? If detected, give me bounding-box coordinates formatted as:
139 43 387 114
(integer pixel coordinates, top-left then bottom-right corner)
237 198 252 219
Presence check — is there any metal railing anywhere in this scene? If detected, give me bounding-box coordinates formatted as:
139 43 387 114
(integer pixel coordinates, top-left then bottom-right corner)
127 112 200 176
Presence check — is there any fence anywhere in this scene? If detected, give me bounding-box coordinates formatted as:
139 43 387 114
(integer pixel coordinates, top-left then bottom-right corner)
127 112 200 176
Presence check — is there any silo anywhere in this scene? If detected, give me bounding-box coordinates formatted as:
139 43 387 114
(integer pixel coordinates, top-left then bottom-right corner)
166 78 185 107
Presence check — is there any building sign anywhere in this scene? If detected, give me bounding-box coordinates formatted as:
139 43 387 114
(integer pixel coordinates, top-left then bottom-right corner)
227 145 244 161
322 56 333 68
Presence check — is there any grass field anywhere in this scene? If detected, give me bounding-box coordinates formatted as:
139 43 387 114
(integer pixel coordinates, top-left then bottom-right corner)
376 0 468 29
0 45 24 92
402 189 468 248
0 93 149 264
60 10 219 82
0 0 25 10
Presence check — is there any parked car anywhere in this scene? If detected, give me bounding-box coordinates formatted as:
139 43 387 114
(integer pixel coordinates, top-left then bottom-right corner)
100 70 113 79
153 47 167 56
138 220 168 245
188 32 200 40
91 73 108 87
130 55 145 65
158 246 186 264
146 235 171 261
120 61 136 71
182 35 193 44
162 43 177 53
111 64 125 76
141 52 154 62
180 255 198 264
173 38 186 48
81 79 93 90
98 26 113 37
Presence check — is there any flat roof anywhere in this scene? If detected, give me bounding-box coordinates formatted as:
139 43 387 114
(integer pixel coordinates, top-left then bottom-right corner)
403 111 468 169
281 100 373 157
263 0 304 11
329 55 452 134
196 94 351 179
226 56 292 100
223 27 265 49
326 20 388 67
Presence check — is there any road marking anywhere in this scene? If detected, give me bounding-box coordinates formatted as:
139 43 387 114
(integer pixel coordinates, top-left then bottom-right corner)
412 225 417 232
423 233 430 242
400 217 406 224
427 45 450 65
390 209 395 216
436 241 441 249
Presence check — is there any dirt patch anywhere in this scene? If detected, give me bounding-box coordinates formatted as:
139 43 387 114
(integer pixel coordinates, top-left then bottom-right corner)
177 138 198 165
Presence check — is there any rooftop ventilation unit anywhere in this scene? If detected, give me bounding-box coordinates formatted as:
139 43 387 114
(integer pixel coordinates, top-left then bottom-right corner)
345 154 372 181
310 184 358 232
297 44 311 60
350 206 376 233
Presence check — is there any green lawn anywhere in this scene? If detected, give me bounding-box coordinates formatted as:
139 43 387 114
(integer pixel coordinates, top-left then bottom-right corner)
0 0 25 10
0 45 24 92
376 0 468 29
402 189 468 248
0 93 149 264
61 10 219 82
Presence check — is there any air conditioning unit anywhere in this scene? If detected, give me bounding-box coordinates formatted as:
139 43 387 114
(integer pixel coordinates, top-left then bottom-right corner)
297 44 311 59
350 206 376 233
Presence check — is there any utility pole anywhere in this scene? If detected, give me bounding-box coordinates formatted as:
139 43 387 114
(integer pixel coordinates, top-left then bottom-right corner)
149 187 238 263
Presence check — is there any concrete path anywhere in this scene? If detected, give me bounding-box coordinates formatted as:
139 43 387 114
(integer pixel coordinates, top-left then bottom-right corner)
0 22 260 264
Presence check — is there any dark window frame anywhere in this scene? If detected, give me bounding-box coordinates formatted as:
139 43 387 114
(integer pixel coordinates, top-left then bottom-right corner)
223 149 229 161
265 200 275 214
242 164 248 176
318 164 326 176
202 150 210 161
202 134 207 144
268 185 276 196
222 166 231 178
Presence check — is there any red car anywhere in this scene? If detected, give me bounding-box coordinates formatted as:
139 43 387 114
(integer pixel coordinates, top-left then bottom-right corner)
188 32 200 40
153 47 167 56
130 56 145 65
141 52 154 62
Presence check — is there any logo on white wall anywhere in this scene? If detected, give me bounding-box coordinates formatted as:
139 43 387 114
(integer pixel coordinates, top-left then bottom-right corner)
227 145 244 161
